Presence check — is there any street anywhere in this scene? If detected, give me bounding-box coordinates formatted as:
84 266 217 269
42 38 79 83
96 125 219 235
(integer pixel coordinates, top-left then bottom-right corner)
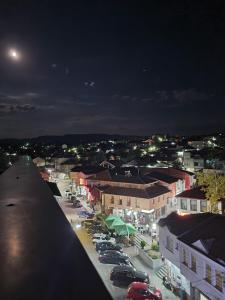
56 178 178 300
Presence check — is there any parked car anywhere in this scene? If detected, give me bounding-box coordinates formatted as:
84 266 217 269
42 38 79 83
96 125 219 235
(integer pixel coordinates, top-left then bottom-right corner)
99 251 130 265
125 282 162 300
97 242 122 253
92 236 116 244
93 233 107 239
73 200 82 208
110 265 149 286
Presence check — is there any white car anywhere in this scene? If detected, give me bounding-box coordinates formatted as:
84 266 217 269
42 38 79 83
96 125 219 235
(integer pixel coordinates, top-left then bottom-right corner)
92 236 116 244
93 233 107 239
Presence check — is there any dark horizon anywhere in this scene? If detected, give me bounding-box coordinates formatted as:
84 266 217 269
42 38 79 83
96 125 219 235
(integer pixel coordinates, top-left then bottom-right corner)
1 0 225 138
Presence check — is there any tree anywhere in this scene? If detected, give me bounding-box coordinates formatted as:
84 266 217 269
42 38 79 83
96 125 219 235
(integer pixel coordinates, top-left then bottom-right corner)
140 240 146 249
196 172 225 213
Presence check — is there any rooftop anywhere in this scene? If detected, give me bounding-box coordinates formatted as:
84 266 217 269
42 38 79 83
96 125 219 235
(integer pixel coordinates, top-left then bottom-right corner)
71 165 105 174
176 186 206 200
145 171 179 184
103 184 170 199
159 212 225 265
0 157 111 300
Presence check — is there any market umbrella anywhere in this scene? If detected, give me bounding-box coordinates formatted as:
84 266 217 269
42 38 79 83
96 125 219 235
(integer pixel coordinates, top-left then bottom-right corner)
114 223 136 237
105 215 121 227
108 218 125 230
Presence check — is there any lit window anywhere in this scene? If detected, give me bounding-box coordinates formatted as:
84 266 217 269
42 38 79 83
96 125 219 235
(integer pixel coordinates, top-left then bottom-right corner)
205 264 212 284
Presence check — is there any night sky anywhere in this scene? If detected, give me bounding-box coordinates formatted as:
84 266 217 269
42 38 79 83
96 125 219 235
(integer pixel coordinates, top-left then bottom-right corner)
0 0 225 138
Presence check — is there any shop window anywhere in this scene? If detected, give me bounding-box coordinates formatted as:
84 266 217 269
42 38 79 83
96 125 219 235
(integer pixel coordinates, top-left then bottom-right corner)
215 271 223 291
118 199 122 205
191 255 196 272
182 249 188 266
200 200 207 212
190 200 197 211
166 236 173 253
181 199 187 210
110 196 114 204
205 264 212 284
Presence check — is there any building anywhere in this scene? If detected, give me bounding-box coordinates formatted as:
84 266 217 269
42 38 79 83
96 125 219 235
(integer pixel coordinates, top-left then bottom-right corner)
143 167 195 190
33 156 45 167
159 212 225 300
102 183 172 223
0 156 111 300
187 140 207 150
70 165 105 199
183 152 204 172
87 169 172 223
176 186 208 215
144 171 185 196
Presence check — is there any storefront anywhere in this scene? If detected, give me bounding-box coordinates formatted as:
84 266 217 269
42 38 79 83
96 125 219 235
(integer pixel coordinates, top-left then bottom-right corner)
111 208 157 235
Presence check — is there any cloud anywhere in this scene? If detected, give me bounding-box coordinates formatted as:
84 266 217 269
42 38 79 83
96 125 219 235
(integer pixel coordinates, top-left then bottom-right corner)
0 92 42 102
0 103 37 113
138 88 211 107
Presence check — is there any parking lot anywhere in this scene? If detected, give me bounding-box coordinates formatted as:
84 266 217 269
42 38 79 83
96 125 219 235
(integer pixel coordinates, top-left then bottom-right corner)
74 225 132 300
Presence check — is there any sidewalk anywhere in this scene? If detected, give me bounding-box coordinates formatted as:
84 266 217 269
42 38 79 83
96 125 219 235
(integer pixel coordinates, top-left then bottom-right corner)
123 246 179 300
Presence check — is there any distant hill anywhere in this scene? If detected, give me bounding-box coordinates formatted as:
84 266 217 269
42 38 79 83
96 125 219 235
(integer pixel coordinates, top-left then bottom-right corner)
0 134 147 146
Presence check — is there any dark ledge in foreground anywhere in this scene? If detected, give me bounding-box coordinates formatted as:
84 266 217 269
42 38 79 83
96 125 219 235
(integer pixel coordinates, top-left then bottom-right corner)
0 156 111 300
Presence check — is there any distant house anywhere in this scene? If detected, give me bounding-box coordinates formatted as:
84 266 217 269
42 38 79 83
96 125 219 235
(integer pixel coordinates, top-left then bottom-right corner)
60 158 79 173
183 152 204 172
144 171 185 196
159 212 225 300
176 186 207 215
187 140 207 150
143 167 195 190
33 157 45 167
176 186 225 215
100 159 123 169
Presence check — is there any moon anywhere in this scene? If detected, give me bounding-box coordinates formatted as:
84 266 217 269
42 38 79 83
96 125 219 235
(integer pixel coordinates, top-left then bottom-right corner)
8 48 20 60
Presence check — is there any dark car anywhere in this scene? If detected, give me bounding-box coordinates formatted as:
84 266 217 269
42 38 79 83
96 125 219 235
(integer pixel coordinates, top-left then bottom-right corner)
96 241 114 251
125 282 163 300
99 251 130 265
110 265 149 287
73 200 82 208
97 242 122 253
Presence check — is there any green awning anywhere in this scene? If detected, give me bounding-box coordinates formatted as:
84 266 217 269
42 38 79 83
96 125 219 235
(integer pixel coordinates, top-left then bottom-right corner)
108 218 125 230
105 215 121 227
114 223 136 236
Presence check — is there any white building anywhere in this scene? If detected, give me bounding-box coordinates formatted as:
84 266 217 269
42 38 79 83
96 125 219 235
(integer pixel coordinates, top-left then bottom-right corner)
183 152 204 172
176 186 207 215
159 212 225 300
